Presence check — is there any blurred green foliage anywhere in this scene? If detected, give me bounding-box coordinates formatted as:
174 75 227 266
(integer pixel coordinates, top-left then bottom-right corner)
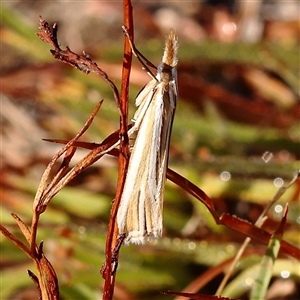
1 3 299 300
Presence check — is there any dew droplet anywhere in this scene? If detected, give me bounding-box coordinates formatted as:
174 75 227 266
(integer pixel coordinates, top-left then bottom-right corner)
274 204 283 213
274 177 284 187
262 151 273 163
281 270 290 279
220 171 231 181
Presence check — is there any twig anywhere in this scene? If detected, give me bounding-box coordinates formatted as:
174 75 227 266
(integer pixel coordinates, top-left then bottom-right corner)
102 1 134 299
36 17 121 113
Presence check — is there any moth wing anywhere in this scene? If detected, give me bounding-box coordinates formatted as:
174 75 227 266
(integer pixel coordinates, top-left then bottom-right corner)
132 79 158 127
150 80 177 233
117 86 158 242
117 80 177 244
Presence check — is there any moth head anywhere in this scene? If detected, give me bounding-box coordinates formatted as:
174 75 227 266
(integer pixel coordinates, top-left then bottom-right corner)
157 62 173 83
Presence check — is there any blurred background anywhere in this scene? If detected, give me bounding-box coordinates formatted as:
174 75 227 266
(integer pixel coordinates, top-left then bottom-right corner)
1 1 299 299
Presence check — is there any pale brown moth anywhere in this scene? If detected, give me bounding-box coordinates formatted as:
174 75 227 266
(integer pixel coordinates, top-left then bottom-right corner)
117 30 178 244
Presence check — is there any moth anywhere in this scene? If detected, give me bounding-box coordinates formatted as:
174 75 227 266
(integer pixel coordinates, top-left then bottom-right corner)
117 29 178 244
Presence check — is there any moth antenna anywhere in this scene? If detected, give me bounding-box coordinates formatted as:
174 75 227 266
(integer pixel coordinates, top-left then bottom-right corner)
122 26 157 80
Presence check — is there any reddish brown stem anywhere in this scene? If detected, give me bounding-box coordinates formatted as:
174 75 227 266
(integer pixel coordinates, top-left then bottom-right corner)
102 1 133 299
